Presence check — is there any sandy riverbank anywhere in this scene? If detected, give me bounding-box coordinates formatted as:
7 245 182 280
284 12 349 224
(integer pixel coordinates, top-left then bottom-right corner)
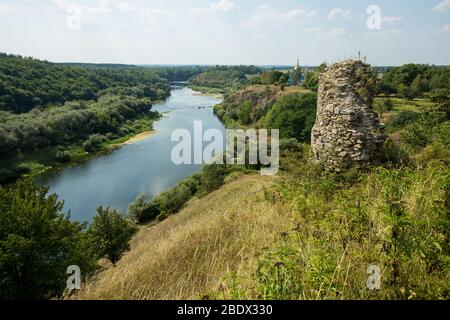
121 131 155 145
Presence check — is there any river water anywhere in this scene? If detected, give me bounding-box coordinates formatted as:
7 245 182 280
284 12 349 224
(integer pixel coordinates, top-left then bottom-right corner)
35 86 224 222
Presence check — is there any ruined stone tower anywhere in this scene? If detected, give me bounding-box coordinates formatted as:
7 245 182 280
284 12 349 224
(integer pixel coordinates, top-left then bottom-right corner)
311 60 385 171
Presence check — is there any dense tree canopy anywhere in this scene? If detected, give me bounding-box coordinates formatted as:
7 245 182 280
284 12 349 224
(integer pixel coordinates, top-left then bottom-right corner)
189 65 262 91
0 53 205 113
266 93 317 142
377 64 450 98
0 179 97 299
88 207 137 265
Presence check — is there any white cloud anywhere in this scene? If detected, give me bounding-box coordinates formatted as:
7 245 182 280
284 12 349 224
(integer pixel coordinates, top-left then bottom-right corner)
113 0 135 12
443 24 450 31
247 5 316 31
318 27 347 39
142 8 175 20
285 9 317 20
210 0 238 13
327 8 351 20
304 27 321 33
190 0 238 16
140 9 176 35
51 0 111 30
51 0 139 30
248 4 273 30
433 0 450 12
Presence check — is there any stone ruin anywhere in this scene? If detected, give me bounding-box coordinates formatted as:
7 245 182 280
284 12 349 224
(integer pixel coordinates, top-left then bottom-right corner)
311 60 385 171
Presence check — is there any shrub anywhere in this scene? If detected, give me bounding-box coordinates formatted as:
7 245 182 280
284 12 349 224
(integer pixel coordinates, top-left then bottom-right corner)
83 134 105 152
280 138 303 154
196 164 228 196
238 101 253 125
382 139 410 165
88 206 137 265
374 99 394 116
401 123 430 149
265 93 317 142
55 150 71 163
127 193 162 224
385 111 421 133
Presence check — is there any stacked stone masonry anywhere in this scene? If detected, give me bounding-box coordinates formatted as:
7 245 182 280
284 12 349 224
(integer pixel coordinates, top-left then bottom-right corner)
311 60 385 171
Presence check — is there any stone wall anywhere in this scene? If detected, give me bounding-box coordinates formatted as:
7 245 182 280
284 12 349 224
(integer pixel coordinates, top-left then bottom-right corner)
311 60 385 171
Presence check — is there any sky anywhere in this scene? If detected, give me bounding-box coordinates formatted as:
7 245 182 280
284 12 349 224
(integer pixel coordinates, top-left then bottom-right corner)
0 0 449 66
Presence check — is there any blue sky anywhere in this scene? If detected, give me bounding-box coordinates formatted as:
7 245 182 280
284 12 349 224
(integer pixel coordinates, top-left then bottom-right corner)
0 0 449 65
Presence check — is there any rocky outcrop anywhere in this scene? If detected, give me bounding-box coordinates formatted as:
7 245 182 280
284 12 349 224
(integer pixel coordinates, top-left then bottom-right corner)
214 85 283 124
311 60 385 171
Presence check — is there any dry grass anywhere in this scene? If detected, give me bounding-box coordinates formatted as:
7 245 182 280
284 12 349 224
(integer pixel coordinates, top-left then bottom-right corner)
75 174 292 300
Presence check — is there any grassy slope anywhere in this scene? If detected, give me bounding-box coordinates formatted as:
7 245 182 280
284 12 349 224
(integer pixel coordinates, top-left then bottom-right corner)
75 95 449 300
76 174 291 300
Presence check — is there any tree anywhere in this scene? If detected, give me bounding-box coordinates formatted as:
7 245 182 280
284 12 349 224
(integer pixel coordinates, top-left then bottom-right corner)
291 69 303 86
303 72 319 91
0 179 97 299
260 70 283 85
83 134 105 152
88 207 137 265
127 193 162 224
428 89 450 120
266 93 317 142
238 100 253 125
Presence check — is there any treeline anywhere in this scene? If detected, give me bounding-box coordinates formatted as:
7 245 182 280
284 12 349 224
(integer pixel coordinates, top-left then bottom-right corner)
0 91 160 183
0 93 153 153
376 64 450 98
0 53 204 113
189 65 262 91
128 164 236 223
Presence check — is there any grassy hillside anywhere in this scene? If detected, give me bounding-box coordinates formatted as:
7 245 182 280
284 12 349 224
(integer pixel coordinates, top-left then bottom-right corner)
74 87 449 300
74 149 448 300
74 174 291 300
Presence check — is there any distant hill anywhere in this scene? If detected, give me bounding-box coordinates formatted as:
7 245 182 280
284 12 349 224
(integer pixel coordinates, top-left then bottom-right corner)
0 54 206 113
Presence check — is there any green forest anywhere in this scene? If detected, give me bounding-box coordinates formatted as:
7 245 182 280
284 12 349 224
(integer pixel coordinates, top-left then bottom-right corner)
0 54 208 183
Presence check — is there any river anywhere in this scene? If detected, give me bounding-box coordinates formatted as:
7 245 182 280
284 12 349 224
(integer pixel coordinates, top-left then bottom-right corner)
35 86 224 222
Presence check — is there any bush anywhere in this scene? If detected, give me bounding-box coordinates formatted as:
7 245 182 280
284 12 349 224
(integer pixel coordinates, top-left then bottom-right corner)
279 138 303 154
401 123 430 149
88 206 137 265
385 111 421 133
238 101 253 125
196 164 228 196
127 193 161 224
55 150 71 163
265 93 317 142
83 134 105 152
382 139 410 165
374 99 394 116
130 165 230 224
